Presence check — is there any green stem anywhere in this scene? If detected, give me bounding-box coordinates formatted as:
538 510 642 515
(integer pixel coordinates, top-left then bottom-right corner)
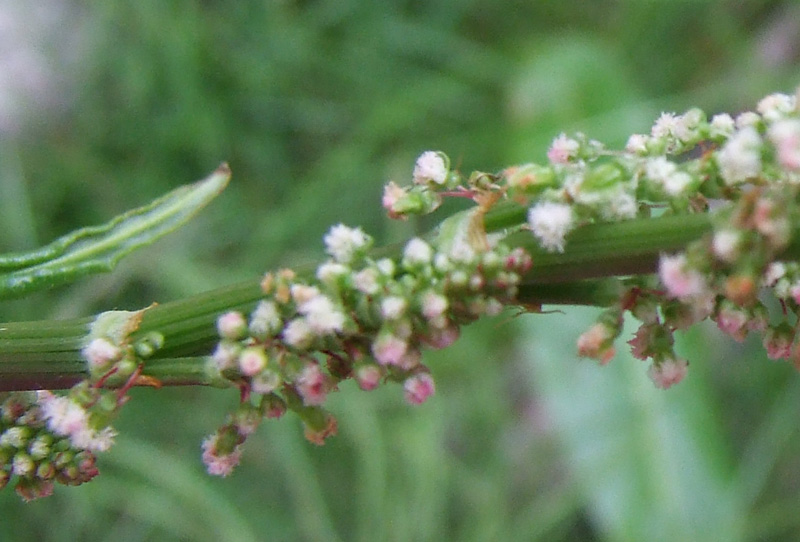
0 204 720 391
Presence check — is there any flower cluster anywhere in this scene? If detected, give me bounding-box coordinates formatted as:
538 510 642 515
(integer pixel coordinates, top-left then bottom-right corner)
0 308 164 500
0 389 112 501
203 220 532 475
570 90 800 387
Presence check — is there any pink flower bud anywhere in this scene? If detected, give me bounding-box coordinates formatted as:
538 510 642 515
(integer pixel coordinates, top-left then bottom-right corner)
403 373 436 405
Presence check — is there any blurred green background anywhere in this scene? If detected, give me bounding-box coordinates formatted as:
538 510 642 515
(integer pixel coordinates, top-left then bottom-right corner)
2 1 800 540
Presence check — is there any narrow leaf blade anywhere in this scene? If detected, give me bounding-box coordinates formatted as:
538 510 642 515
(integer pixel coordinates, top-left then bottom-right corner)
0 164 230 299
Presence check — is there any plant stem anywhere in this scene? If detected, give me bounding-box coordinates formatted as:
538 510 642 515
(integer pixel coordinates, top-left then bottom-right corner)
0 203 723 391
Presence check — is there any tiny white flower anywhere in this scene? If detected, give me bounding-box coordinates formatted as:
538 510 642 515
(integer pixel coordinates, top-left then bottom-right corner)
757 93 795 122
403 238 433 265
323 224 370 263
82 337 121 369
651 112 679 139
735 111 761 129
12 454 34 476
371 332 408 366
283 318 314 349
316 261 349 284
709 113 735 138
647 357 688 389
0 427 27 448
547 133 580 164
717 126 762 185
421 291 448 321
353 268 380 295
298 295 345 335
211 342 240 370
768 118 800 171
376 258 395 276
658 253 707 299
712 230 741 263
251 370 281 395
645 156 677 184
527 201 575 253
216 311 247 340
249 300 283 338
663 171 693 196
600 191 637 220
290 284 320 305
625 133 649 154
238 347 267 377
412 151 448 185
763 262 787 287
380 296 407 320
673 108 703 142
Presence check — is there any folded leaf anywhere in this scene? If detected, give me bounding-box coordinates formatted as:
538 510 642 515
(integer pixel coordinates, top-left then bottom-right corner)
0 164 230 299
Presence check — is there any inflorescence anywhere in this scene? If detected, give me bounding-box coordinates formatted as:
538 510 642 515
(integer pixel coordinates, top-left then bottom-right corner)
4 88 800 498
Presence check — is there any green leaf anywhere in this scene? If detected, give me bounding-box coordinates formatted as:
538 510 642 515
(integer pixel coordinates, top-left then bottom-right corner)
0 164 230 299
519 310 743 541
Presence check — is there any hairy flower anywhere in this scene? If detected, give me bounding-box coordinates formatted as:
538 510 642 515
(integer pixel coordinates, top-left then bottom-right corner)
297 295 345 335
658 253 707 299
82 338 121 369
717 127 762 185
324 224 370 264
547 133 580 164
527 201 575 253
216 311 247 340
647 357 688 389
403 238 433 265
403 373 436 405
296 364 328 406
412 151 448 185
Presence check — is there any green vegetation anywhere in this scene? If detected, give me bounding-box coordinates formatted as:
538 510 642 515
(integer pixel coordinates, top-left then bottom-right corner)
2 2 800 540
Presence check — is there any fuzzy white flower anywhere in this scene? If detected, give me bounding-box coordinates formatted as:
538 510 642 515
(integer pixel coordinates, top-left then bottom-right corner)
712 230 741 263
547 133 580 164
600 191 637 220
658 253 707 299
757 93 795 122
38 392 116 453
709 113 735 138
403 238 433 265
381 296 407 320
412 151 448 185
647 357 688 389
323 224 370 264
353 267 380 295
716 126 762 185
251 370 281 395
316 261 349 284
81 337 121 369
376 258 395 276
421 290 448 321
527 201 575 253
768 118 800 171
651 112 679 139
238 347 267 377
0 427 26 448
763 262 786 287
371 332 408 366
735 111 761 129
12 454 34 476
216 311 247 340
625 133 649 154
282 318 314 349
664 171 693 196
298 295 345 335
673 108 703 142
249 300 283 338
211 342 240 370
